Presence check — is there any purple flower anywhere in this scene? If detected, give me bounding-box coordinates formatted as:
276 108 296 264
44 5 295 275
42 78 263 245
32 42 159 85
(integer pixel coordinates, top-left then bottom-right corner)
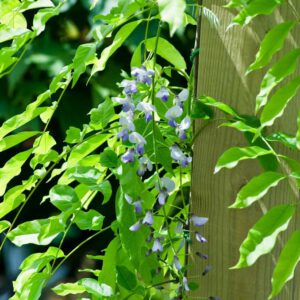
136 102 156 122
155 177 175 206
129 220 141 232
156 86 170 102
133 201 143 214
121 148 135 163
137 156 153 176
173 255 182 270
129 132 146 155
131 66 154 85
176 116 191 140
120 80 138 94
190 214 208 227
142 210 153 226
195 232 207 243
165 106 183 127
117 129 129 142
183 277 189 291
174 89 189 107
196 252 208 260
152 238 163 253
170 144 192 167
112 96 135 112
119 111 135 132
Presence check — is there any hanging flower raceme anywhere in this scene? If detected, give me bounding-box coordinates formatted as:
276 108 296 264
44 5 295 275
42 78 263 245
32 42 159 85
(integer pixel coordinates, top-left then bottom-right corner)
170 144 192 167
155 177 175 206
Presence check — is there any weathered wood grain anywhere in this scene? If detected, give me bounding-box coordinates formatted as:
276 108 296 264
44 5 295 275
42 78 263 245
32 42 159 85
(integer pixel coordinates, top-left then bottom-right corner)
190 1 300 299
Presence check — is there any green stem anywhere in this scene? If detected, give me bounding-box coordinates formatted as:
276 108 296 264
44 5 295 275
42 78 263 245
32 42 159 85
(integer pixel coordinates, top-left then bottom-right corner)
51 225 111 276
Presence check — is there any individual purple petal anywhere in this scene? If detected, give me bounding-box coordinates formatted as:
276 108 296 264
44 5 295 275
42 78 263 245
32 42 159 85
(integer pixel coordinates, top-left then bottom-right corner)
142 210 153 226
176 116 191 140
195 232 207 243
136 101 156 122
161 177 175 193
170 144 192 167
121 148 135 163
191 215 208 227
152 238 163 253
136 144 145 155
181 156 192 167
174 89 189 106
173 255 182 270
183 277 189 291
120 79 138 94
119 112 135 132
156 86 170 102
133 201 143 214
158 191 168 206
117 129 129 142
112 96 135 112
129 221 141 232
124 194 133 204
137 157 153 176
168 118 177 128
202 265 212 276
165 106 183 121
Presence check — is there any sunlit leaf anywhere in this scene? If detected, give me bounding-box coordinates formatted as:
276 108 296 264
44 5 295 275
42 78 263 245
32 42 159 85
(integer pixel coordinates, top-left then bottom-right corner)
215 146 272 173
233 204 295 269
230 172 285 208
89 98 115 129
52 282 86 296
0 220 10 234
0 131 39 152
145 37 186 70
256 48 300 112
269 230 300 299
157 0 186 36
74 209 104 231
247 21 295 73
79 278 113 297
0 149 32 196
260 76 300 128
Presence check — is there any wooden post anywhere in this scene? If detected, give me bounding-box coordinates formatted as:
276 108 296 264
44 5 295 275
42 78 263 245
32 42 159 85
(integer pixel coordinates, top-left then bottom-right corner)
190 1 300 299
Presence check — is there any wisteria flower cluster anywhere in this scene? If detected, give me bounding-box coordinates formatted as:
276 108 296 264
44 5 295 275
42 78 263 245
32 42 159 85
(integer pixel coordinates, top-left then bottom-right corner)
111 65 209 296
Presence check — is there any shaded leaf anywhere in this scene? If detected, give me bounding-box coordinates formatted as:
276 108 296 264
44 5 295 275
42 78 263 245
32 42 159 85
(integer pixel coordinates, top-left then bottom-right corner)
0 131 39 152
116 265 137 291
74 209 104 231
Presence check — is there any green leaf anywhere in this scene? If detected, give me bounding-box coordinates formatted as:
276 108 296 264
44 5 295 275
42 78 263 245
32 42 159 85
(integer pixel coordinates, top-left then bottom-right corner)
20 247 64 272
225 0 250 8
116 265 137 291
0 131 39 152
0 220 10 234
200 96 240 118
52 283 86 296
7 216 65 246
0 90 51 139
230 172 285 208
269 230 300 299
19 0 54 11
97 180 112 204
233 204 295 269
1 11 27 29
260 76 300 128
32 6 60 35
266 132 297 150
157 0 186 36
100 149 119 168
74 209 104 231
72 43 96 87
33 131 56 155
0 148 32 196
89 98 115 129
92 20 143 75
0 24 29 43
145 37 186 70
131 42 142 67
79 278 113 297
220 121 257 133
215 146 272 173
67 134 109 167
256 48 300 112
0 175 37 219
49 185 80 212
68 166 101 186
65 126 82 144
247 21 295 73
232 0 284 26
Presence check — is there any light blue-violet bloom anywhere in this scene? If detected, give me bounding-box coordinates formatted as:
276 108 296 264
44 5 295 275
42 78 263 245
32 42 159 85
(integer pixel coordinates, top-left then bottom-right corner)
121 148 135 163
165 105 183 127
170 144 192 167
112 95 135 112
137 156 153 176
136 102 156 122
120 79 138 94
173 89 189 108
142 210 154 226
155 177 175 206
152 238 163 253
190 214 208 227
156 86 170 102
131 66 154 85
176 116 191 140
129 132 147 155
